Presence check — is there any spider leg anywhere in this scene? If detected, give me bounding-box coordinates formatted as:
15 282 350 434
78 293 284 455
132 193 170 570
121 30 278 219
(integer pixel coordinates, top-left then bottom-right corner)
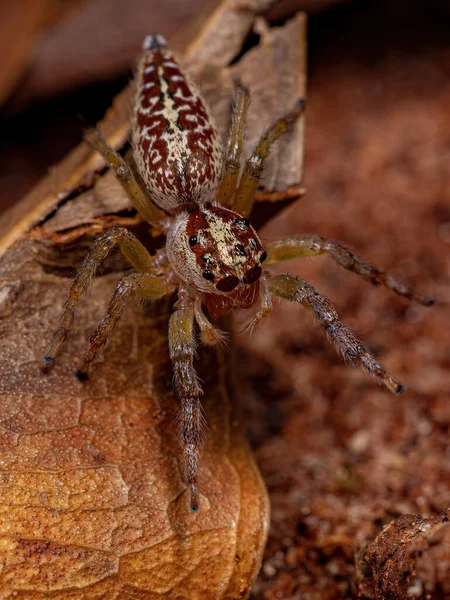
194 296 228 346
266 234 434 306
233 98 305 217
77 273 174 378
44 226 158 366
268 273 404 394
216 80 250 208
169 298 204 512
85 128 168 230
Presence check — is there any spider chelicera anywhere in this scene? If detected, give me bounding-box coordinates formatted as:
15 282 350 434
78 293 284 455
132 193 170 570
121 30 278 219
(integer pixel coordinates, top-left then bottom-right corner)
44 34 433 512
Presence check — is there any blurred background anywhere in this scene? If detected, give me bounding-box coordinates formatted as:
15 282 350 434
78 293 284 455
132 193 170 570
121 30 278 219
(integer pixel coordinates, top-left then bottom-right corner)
0 1 449 598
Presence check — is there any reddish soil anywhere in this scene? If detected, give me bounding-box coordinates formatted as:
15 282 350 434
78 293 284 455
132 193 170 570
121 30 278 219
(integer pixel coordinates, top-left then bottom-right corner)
241 2 450 597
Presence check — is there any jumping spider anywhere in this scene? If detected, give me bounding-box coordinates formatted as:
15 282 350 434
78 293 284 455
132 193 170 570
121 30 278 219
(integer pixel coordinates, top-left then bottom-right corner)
44 34 433 512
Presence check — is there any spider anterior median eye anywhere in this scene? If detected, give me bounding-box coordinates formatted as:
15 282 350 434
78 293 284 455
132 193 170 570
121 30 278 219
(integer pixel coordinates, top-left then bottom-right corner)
189 235 198 246
260 251 267 262
216 275 239 292
203 271 215 281
243 265 262 285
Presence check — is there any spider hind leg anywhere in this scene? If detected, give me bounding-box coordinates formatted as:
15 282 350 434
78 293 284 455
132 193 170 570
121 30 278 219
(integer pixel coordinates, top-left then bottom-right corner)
216 80 250 208
233 98 305 217
84 128 167 229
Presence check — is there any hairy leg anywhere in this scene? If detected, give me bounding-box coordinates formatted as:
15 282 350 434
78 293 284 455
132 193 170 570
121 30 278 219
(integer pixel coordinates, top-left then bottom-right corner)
44 226 157 366
269 273 404 394
216 80 250 208
266 234 434 306
77 273 174 378
233 98 305 217
169 294 204 512
85 128 168 230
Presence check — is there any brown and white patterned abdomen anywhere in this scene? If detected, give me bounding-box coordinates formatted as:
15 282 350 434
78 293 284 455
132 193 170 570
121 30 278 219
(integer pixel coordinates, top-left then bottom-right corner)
132 35 223 213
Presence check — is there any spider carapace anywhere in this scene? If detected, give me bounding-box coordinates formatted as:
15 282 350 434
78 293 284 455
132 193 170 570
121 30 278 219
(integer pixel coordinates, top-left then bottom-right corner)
44 34 433 512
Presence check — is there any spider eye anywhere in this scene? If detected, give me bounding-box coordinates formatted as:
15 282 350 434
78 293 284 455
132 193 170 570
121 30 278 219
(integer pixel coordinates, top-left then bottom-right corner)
243 265 262 285
216 275 239 292
189 235 198 246
233 218 250 231
202 271 215 281
260 251 267 262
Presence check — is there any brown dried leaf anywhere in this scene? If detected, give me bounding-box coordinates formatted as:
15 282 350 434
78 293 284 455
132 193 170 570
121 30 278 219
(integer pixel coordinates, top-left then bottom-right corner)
0 4 307 598
0 240 269 599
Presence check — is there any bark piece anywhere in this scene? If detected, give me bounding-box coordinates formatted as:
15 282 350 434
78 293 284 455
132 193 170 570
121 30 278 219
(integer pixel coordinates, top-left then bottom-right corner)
359 510 450 599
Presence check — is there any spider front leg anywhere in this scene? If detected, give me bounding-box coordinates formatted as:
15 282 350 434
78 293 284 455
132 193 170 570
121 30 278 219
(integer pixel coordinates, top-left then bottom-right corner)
84 128 168 230
169 297 204 512
216 80 250 208
233 98 305 217
268 273 404 394
44 226 158 366
77 273 174 378
266 235 434 306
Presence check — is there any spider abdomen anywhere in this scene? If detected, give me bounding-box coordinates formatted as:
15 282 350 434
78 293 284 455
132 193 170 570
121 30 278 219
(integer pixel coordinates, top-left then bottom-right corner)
132 35 223 212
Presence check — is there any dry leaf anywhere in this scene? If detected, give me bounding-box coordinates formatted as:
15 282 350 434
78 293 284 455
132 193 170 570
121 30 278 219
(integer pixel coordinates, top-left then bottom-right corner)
0 4 306 598
0 240 269 599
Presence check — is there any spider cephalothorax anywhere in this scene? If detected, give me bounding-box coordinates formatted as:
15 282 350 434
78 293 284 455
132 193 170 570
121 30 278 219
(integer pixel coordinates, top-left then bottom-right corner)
167 206 266 295
45 34 433 512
